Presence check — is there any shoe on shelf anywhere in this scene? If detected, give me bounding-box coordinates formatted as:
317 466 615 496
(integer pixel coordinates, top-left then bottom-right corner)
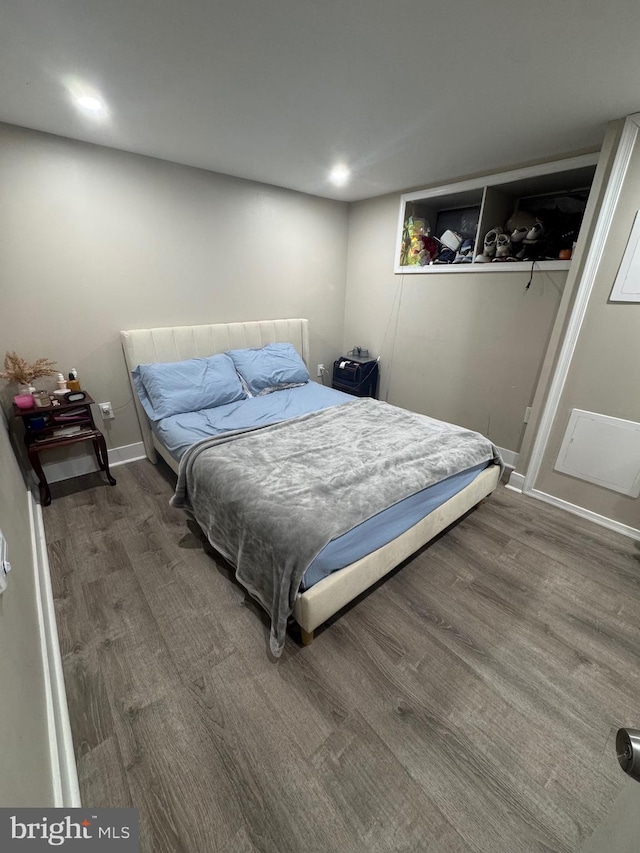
453 238 475 263
433 247 457 264
483 226 503 258
495 232 512 258
523 220 545 244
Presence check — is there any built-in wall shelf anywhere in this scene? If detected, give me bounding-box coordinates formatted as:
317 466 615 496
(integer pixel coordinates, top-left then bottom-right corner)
394 153 599 274
392 259 573 274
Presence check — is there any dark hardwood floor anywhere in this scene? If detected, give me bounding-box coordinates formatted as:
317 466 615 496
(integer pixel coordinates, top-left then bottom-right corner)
44 460 640 852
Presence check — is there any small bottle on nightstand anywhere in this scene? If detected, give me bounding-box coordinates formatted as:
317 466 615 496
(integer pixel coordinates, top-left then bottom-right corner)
54 373 68 398
67 368 81 392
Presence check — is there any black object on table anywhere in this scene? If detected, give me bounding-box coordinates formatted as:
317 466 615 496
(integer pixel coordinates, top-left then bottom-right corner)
332 355 379 398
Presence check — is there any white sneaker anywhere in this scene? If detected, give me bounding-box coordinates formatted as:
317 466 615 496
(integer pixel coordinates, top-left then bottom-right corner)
495 232 512 258
524 221 545 244
483 226 503 258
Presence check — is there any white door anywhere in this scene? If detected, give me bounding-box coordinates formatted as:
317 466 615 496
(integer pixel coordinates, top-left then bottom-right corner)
580 780 640 852
581 730 640 852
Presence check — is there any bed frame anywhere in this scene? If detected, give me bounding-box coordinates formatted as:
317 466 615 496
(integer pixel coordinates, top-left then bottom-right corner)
121 319 500 644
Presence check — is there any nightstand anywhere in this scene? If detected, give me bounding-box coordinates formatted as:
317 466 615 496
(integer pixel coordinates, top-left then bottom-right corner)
13 392 116 506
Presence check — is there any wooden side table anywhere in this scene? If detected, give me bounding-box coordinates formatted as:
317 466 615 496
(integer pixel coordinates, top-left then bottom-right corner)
13 392 116 506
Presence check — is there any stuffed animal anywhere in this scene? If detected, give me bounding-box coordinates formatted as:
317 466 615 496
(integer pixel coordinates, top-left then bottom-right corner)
400 216 425 265
413 233 440 265
401 216 439 265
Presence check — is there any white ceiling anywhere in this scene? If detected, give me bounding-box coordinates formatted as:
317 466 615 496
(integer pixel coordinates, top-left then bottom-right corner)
2 0 640 201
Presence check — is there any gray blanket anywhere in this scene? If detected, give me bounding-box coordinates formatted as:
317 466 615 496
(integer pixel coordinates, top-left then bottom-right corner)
171 398 501 656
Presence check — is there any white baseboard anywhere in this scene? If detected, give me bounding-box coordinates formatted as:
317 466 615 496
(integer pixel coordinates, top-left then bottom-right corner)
509 486 640 541
504 472 639 539
29 491 81 807
527 488 640 541
43 441 146 484
505 471 525 492
496 446 518 469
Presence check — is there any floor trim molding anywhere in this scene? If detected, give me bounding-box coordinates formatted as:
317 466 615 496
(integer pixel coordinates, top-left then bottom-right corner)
505 471 525 492
29 491 81 807
497 446 518 470
527 487 640 541
43 441 146 484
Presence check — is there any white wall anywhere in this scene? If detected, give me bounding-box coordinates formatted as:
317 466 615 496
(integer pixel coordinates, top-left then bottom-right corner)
0 413 55 805
0 120 350 803
344 191 567 453
0 122 349 453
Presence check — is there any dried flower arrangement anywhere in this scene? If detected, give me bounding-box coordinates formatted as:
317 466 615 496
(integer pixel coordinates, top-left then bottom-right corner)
1 351 58 386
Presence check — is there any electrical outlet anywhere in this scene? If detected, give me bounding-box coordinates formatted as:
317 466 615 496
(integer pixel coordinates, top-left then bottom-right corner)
99 401 115 420
317 363 325 377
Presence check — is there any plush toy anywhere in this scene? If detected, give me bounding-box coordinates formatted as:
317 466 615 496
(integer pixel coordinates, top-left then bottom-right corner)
401 216 439 265
400 216 425 265
413 233 440 265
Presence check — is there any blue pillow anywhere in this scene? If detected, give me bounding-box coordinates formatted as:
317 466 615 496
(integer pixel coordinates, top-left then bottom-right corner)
227 342 309 396
132 353 246 421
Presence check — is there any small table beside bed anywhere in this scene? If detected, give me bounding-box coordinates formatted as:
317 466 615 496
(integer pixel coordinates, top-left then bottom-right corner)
121 319 502 656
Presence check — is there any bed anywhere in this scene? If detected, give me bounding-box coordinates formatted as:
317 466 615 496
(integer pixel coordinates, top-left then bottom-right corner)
121 319 502 654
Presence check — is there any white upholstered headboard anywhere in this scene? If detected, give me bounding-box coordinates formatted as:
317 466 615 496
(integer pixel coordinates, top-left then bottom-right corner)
121 318 310 464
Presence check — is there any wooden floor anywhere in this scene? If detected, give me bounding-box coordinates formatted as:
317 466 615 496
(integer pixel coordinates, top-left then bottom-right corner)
44 460 640 853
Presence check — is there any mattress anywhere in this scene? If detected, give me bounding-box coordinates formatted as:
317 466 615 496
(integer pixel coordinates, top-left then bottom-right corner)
154 382 494 590
301 460 489 589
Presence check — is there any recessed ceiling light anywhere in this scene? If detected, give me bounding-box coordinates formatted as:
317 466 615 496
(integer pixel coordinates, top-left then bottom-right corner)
76 95 104 112
63 76 110 120
328 164 350 186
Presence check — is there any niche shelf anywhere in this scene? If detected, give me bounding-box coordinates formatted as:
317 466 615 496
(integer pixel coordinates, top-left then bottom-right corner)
394 152 599 274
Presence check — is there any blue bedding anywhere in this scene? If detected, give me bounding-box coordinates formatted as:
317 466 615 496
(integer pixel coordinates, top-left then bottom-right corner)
154 381 493 590
152 381 349 460
302 461 488 589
